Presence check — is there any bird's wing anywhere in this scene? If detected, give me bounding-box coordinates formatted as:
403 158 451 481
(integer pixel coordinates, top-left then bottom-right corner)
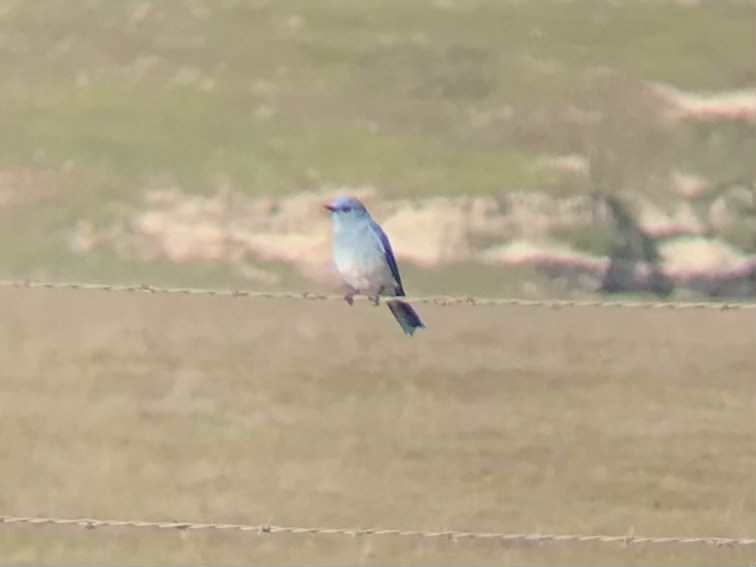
367 221 405 296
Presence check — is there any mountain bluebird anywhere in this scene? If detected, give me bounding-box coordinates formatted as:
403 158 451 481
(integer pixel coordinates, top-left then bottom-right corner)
325 195 426 336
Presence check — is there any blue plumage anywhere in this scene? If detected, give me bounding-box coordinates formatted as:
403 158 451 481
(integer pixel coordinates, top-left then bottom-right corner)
367 222 405 295
325 196 425 336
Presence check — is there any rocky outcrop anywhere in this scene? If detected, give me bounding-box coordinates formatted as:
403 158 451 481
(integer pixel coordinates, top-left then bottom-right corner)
69 184 756 298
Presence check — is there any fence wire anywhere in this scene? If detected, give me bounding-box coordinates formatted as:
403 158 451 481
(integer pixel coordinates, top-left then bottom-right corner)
1 514 753 548
1 280 753 552
0 279 754 310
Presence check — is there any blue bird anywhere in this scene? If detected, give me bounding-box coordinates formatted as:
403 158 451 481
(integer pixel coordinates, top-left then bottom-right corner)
325 196 426 336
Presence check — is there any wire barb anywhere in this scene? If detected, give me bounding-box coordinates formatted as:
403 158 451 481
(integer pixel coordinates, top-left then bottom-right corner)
0 279 754 311
0 514 753 548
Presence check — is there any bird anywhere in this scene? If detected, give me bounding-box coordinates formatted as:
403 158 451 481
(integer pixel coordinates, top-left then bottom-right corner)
324 195 426 336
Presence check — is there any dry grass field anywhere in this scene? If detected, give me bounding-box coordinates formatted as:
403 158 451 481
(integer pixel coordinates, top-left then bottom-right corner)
0 287 753 564
0 1 754 564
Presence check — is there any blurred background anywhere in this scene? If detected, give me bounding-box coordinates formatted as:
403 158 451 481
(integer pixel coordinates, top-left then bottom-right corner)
1 2 756 565
1 0 754 300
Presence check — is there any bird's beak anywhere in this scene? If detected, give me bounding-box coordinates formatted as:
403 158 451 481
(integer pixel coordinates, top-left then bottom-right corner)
324 204 336 212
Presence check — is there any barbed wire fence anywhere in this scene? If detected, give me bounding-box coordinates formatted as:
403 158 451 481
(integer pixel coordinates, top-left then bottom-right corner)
0 278 754 554
1 278 755 310
1 514 754 549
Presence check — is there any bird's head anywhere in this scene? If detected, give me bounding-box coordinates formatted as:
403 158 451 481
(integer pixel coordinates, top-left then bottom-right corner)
324 195 370 223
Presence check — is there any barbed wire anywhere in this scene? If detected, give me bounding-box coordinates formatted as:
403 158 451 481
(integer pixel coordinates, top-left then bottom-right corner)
0 279 754 311
1 514 753 548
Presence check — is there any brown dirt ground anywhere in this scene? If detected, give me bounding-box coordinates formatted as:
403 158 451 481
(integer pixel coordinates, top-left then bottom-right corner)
0 288 754 564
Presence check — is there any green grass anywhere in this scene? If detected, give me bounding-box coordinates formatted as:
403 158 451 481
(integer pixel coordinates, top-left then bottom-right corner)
1 6 755 563
1 0 753 193
0 0 754 289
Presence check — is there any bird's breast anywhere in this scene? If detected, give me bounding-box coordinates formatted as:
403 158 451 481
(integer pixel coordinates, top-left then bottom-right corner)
331 229 395 293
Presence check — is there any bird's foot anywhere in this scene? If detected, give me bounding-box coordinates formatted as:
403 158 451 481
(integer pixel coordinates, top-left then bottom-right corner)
369 286 385 306
343 284 359 306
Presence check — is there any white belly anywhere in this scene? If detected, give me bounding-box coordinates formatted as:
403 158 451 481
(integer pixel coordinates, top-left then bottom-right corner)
336 255 396 293
332 226 397 295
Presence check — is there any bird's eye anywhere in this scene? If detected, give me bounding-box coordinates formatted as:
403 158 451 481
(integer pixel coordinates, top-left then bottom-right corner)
342 206 351 212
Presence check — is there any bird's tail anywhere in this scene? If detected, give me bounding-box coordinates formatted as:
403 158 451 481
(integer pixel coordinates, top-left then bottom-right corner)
386 299 426 337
